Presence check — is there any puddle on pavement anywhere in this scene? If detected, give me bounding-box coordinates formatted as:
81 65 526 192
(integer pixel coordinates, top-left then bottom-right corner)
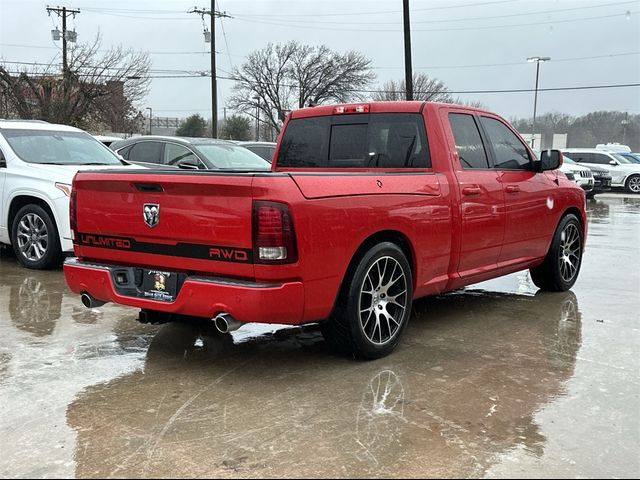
0 196 638 478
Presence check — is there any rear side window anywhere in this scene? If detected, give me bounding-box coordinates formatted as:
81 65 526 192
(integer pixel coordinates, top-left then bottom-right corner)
448 113 489 169
164 143 198 166
480 117 531 170
277 113 430 168
116 144 133 160
128 141 164 164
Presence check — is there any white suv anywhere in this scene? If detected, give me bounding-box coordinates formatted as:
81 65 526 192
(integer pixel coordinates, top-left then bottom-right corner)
563 148 640 193
0 120 133 269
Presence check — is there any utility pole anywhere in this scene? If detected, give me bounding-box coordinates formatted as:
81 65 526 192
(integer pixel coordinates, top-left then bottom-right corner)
190 4 231 139
46 5 80 84
402 0 413 101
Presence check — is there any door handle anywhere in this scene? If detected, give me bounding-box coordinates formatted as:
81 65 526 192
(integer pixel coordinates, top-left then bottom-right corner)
461 186 482 196
505 185 520 193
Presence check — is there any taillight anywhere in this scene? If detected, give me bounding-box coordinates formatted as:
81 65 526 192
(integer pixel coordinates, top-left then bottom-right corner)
333 104 370 114
252 201 297 264
69 189 77 239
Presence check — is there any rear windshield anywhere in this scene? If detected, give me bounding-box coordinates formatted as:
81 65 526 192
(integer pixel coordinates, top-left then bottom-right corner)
3 129 122 165
277 113 430 169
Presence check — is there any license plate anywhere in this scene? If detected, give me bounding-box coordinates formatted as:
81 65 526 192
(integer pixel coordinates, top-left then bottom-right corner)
142 269 178 302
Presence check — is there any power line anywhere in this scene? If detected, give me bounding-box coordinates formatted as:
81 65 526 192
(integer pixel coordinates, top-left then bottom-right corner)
235 1 637 25
4 66 637 94
0 51 640 78
0 43 240 56
74 0 523 20
233 11 637 32
217 0 234 69
146 74 640 95
228 0 523 18
4 51 638 74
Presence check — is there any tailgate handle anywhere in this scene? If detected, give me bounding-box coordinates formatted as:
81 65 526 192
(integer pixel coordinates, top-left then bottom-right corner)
133 183 164 192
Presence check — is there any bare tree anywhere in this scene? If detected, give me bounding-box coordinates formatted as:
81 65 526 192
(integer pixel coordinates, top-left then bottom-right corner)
0 35 150 130
372 73 453 102
229 41 375 134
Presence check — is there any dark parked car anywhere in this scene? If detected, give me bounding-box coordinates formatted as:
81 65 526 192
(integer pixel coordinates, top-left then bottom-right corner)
238 141 277 162
109 136 271 170
587 166 612 196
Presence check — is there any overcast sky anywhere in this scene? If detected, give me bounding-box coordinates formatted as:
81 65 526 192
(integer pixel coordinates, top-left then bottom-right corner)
1 0 639 121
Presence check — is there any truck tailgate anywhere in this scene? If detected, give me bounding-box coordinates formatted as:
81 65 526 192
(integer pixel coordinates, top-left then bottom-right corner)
73 171 256 277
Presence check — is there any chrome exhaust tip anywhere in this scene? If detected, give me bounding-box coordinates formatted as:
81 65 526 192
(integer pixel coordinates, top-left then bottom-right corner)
81 293 106 309
213 312 242 334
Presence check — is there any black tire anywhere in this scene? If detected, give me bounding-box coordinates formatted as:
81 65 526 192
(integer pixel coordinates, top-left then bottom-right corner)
321 242 413 359
585 191 595 200
530 214 583 292
10 204 63 270
625 174 640 194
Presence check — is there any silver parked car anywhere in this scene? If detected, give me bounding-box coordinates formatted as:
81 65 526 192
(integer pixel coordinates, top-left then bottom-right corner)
562 148 640 193
109 136 271 171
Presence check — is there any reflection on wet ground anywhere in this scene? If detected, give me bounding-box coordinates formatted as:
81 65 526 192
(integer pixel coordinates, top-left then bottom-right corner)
0 195 638 478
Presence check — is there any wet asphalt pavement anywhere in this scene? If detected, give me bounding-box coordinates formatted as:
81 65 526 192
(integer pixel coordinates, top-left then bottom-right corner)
0 194 638 478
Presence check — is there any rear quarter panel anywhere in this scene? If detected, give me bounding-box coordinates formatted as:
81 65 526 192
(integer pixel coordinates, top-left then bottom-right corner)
252 172 454 322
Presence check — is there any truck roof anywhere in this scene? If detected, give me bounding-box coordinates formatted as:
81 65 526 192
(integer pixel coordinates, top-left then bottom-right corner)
289 101 491 119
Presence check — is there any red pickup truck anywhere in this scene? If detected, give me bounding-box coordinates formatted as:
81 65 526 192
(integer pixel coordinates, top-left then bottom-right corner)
64 101 586 358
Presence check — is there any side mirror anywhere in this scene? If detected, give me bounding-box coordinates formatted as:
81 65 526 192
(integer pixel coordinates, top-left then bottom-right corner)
539 149 563 171
609 160 619 166
177 158 199 170
0 149 6 168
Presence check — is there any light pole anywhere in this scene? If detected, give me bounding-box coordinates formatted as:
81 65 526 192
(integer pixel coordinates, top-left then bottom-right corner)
146 107 152 135
254 96 260 141
622 112 630 145
526 56 550 149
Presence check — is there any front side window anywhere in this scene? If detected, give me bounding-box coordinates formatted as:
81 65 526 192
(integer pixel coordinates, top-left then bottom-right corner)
448 113 489 169
128 142 164 164
277 113 430 169
480 117 531 170
2 129 122 165
612 153 633 164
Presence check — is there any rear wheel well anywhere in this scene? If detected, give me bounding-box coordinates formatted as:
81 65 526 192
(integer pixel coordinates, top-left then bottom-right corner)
333 230 415 311
8 196 57 235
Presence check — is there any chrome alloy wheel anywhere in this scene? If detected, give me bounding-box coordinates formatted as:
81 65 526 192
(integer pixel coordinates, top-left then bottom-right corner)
358 256 408 345
16 213 49 262
628 176 640 193
558 223 581 284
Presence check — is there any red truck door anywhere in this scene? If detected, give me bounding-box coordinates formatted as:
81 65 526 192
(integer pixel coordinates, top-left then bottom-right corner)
444 111 506 277
477 115 558 263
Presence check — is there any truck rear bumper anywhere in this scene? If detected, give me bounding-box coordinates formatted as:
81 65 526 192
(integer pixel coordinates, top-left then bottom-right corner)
63 258 305 325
